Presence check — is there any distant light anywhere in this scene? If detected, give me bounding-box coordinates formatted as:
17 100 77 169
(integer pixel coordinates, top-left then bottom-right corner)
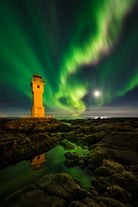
94 116 107 119
93 90 101 97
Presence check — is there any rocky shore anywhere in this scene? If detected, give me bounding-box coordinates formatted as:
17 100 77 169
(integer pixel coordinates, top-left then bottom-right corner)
0 118 64 168
0 117 138 207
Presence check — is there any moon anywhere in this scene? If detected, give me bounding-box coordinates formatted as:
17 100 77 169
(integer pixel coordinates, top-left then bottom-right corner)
93 90 101 97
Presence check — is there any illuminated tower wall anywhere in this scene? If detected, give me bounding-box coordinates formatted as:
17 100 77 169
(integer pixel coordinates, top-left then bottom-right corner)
31 74 45 117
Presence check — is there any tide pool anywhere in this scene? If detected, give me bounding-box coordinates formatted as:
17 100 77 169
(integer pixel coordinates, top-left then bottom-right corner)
0 144 92 200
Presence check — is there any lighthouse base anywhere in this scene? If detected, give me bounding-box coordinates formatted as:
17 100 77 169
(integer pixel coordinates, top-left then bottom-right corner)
31 106 45 118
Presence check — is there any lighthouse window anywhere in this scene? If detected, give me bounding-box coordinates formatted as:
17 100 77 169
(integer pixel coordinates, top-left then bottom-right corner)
37 85 40 88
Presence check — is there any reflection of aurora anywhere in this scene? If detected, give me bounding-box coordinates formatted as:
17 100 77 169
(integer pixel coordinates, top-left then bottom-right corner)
0 145 91 199
46 145 91 190
0 0 138 115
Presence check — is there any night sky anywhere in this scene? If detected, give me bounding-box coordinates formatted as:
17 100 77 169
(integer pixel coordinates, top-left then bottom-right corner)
0 0 138 117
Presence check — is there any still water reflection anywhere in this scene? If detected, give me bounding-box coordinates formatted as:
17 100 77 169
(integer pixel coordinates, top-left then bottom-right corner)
0 145 91 200
31 153 46 171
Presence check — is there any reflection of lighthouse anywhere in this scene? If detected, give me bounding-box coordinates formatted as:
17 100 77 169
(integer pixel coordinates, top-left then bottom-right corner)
31 153 46 171
31 74 45 117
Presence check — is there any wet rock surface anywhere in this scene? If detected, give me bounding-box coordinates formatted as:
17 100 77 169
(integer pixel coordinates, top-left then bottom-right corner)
0 118 64 168
0 173 87 207
0 117 138 206
60 139 75 150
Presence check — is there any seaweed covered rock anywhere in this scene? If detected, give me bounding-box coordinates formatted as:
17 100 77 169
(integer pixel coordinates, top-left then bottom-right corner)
60 139 75 150
0 173 87 207
64 152 80 167
86 147 109 170
0 117 138 207
0 118 64 168
86 132 105 145
91 159 138 206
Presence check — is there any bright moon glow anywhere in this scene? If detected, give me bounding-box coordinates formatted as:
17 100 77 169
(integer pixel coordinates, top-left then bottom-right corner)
93 90 101 97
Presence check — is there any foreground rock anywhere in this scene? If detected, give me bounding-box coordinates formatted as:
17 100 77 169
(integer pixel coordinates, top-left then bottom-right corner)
64 118 138 174
0 117 138 206
0 118 65 168
63 118 138 206
60 139 75 150
91 159 138 207
0 173 87 207
1 170 137 207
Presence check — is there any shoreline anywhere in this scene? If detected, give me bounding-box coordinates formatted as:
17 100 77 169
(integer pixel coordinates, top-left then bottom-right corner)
0 117 138 206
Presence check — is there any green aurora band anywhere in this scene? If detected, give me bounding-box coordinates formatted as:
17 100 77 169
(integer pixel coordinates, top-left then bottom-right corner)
0 0 138 115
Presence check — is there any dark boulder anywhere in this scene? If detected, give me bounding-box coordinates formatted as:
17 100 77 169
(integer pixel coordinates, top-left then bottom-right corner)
0 173 87 207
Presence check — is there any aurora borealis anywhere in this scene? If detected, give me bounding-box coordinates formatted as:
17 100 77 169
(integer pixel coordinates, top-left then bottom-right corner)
0 0 138 117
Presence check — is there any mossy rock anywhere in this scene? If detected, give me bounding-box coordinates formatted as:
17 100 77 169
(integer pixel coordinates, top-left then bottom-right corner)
95 159 124 176
86 132 105 144
95 196 128 207
64 152 79 160
78 158 85 169
105 185 132 204
95 166 113 177
60 140 75 150
0 173 87 207
91 177 104 193
93 159 138 206
82 197 102 207
64 159 78 167
103 159 125 173
87 149 108 170
68 200 87 207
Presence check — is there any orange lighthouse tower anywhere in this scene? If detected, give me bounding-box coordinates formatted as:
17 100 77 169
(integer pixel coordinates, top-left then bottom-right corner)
31 74 45 117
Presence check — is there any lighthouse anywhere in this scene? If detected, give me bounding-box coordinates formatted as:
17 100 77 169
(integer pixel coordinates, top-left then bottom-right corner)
31 74 45 117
